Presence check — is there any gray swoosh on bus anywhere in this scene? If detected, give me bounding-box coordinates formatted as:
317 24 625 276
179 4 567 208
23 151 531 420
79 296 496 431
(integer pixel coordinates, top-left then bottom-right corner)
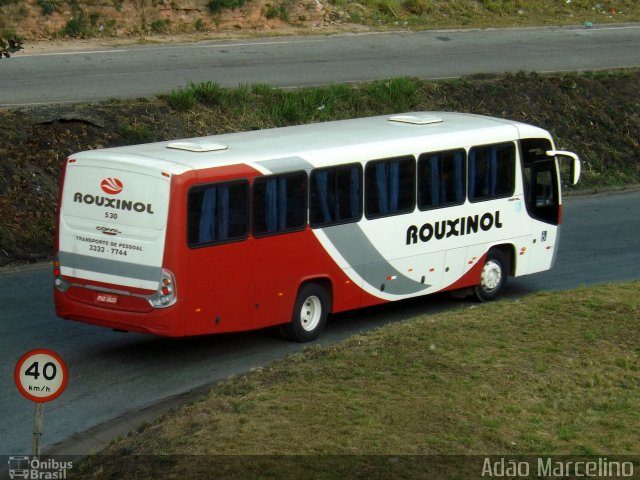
323 223 430 295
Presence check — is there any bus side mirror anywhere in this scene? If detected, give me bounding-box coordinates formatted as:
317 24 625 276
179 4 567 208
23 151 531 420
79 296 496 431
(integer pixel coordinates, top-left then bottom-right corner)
546 150 581 185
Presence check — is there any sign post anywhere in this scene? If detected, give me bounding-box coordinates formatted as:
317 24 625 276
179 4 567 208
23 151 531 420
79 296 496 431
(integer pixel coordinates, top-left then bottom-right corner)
14 349 68 456
33 403 44 456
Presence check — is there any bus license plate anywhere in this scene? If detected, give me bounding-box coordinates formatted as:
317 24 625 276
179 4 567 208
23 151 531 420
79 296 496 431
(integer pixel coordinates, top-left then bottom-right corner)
96 293 119 305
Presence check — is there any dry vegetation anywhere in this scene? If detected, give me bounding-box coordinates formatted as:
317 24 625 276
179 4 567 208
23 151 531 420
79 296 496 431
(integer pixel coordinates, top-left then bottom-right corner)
1 0 639 40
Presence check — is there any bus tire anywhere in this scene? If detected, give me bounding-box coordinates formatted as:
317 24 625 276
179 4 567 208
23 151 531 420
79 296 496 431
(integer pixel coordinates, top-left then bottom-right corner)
474 249 508 302
280 283 329 342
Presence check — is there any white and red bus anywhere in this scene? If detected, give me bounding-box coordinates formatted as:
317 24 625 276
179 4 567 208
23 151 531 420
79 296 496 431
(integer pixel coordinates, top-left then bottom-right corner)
54 112 580 341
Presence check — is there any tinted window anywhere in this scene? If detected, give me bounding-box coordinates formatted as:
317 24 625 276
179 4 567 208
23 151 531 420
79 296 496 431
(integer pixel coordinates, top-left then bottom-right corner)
418 149 466 210
310 164 362 228
188 180 249 247
253 172 307 237
468 143 515 202
365 156 415 219
521 138 560 225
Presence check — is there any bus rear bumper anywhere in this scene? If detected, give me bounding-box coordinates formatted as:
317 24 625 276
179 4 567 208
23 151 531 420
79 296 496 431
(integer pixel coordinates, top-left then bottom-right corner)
54 288 180 336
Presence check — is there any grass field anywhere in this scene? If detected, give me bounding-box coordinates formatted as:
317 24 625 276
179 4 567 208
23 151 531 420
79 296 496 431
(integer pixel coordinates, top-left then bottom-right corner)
72 281 640 479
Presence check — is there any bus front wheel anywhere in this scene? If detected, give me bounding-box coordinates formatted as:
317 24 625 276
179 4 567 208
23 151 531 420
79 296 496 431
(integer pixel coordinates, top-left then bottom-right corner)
474 249 508 302
280 283 329 342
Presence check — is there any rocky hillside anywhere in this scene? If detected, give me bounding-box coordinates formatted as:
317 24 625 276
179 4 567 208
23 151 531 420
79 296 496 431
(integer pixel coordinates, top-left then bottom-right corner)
1 0 345 40
1 0 639 41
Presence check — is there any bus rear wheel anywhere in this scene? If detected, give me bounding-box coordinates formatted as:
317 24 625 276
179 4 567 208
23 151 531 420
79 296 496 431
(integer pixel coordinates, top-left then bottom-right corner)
280 283 329 342
474 249 508 302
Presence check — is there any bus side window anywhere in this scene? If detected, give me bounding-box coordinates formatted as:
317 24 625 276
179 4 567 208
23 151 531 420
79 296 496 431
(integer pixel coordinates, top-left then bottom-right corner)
187 180 249 247
534 170 554 206
253 171 308 237
520 138 560 225
417 149 465 210
364 155 415 219
468 143 516 202
310 164 362 228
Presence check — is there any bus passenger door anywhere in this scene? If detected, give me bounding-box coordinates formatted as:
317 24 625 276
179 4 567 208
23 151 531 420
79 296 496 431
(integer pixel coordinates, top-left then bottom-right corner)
521 139 562 274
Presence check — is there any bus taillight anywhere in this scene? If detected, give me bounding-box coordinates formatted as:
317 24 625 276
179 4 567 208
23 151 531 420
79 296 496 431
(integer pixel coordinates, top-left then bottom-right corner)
149 268 177 308
53 256 69 292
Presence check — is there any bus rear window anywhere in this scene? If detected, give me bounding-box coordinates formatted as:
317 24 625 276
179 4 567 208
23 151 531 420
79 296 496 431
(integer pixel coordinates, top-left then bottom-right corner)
187 180 249 247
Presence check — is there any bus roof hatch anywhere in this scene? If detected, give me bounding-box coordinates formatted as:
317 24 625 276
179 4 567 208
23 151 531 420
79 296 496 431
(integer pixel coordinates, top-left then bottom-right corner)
388 114 444 125
166 141 228 152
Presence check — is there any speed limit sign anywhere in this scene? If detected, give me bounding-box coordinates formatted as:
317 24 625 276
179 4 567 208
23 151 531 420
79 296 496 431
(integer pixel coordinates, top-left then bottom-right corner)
14 349 68 403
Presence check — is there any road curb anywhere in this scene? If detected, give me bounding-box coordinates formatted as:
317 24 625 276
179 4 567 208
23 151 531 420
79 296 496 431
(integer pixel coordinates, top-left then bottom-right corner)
44 381 220 456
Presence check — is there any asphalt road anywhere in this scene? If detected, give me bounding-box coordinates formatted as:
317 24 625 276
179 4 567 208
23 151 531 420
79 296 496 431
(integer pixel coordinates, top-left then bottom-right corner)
1 24 640 106
1 189 639 457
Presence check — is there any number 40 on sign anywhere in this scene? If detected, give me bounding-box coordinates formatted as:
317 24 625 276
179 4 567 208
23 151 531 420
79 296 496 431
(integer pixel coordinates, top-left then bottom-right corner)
14 349 68 403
